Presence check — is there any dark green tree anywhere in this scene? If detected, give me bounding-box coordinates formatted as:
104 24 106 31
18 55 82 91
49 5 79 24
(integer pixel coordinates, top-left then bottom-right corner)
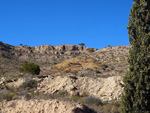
79 43 85 46
122 0 150 112
19 62 40 75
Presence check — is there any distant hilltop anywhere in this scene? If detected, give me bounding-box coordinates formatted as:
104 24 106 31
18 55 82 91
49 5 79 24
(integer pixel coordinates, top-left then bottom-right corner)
0 41 98 53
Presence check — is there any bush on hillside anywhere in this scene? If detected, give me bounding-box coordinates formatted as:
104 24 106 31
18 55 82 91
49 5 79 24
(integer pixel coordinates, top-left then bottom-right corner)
79 43 85 46
20 80 38 89
88 48 95 53
84 96 102 106
19 62 40 75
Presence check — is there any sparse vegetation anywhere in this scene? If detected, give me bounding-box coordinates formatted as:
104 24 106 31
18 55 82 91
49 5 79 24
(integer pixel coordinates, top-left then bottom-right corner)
100 101 121 113
84 96 102 106
0 53 5 57
95 70 101 74
4 92 15 101
102 64 108 69
79 74 85 77
65 69 71 73
57 90 68 97
20 79 38 89
0 90 16 101
71 70 78 75
88 48 95 53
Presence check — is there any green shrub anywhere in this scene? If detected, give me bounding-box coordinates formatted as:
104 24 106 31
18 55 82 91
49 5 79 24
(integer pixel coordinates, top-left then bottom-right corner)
79 74 85 77
57 90 68 97
0 53 5 57
65 69 71 73
71 70 78 75
19 62 40 75
88 48 95 53
100 102 121 113
4 92 15 101
79 43 85 46
84 96 102 106
19 68 24 72
70 96 84 103
101 104 112 112
25 93 32 100
102 64 108 69
95 70 101 74
20 80 38 89
80 91 89 97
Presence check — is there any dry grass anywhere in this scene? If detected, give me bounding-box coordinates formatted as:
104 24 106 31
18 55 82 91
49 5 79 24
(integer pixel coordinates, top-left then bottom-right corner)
50 57 103 76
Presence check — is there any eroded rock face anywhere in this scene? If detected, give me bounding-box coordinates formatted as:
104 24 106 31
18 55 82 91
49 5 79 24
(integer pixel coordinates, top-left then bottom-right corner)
19 44 92 54
38 75 123 101
34 45 55 53
0 99 96 113
54 45 85 51
15 44 97 55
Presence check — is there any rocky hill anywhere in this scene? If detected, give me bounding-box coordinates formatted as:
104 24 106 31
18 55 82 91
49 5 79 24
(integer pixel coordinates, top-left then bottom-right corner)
0 41 131 113
0 41 97 77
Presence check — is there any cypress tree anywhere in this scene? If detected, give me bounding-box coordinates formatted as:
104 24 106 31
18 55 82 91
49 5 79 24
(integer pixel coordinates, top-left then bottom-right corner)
122 0 150 112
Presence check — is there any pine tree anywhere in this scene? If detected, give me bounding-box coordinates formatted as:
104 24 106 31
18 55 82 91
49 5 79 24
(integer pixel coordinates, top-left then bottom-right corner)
122 0 150 112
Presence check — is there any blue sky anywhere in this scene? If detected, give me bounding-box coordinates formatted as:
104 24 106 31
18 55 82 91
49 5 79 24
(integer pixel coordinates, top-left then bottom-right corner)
0 0 133 49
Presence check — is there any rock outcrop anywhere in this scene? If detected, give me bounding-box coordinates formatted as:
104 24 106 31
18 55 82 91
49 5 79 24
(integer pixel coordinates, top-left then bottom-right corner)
16 44 96 54
0 99 96 113
38 75 123 101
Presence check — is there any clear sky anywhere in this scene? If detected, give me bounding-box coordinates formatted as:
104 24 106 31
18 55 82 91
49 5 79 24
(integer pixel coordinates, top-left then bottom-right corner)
0 0 133 49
